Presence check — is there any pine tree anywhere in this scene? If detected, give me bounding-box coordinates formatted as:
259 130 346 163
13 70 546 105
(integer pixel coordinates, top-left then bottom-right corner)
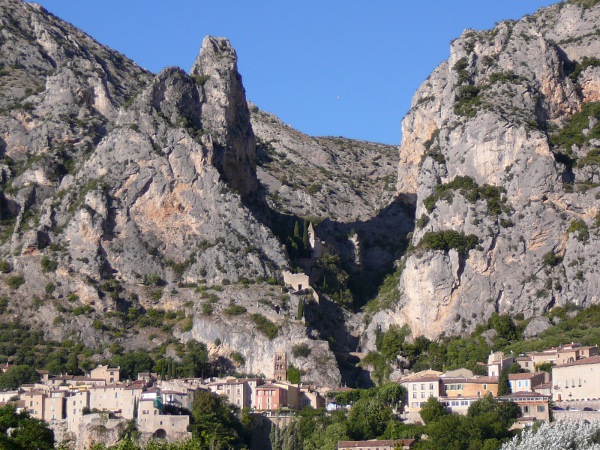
498 369 511 395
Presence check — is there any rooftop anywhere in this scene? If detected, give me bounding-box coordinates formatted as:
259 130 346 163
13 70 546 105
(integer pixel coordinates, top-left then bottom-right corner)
555 355 600 368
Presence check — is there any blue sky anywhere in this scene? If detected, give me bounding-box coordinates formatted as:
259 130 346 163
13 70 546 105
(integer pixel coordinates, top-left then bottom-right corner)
33 1 558 145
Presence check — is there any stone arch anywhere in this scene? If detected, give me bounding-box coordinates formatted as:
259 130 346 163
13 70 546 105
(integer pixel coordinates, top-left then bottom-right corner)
153 428 167 439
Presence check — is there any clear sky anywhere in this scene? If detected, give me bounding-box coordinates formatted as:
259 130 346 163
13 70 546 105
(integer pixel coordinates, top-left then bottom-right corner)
32 0 559 145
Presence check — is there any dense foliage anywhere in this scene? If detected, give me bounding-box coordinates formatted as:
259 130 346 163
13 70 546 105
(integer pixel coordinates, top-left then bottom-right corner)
420 230 479 254
269 388 521 450
423 176 507 216
0 404 54 450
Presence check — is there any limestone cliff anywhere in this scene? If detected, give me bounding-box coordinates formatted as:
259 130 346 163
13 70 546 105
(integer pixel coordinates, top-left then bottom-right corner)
369 0 600 342
0 0 341 386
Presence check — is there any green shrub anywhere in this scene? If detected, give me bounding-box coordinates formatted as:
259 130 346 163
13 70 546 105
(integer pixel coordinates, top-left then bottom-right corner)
420 230 479 254
224 305 247 316
73 305 95 316
250 314 278 340
40 256 58 273
549 101 600 150
144 273 164 286
201 302 213 316
416 215 430 229
543 250 563 267
567 56 600 81
287 364 301 384
567 219 589 242
454 85 481 117
44 282 55 295
0 260 12 273
423 176 506 215
181 317 193 332
292 343 311 358
231 352 245 366
6 276 24 290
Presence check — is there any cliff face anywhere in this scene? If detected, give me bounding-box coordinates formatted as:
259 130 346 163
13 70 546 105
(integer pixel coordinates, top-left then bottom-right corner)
369 1 600 342
0 0 343 385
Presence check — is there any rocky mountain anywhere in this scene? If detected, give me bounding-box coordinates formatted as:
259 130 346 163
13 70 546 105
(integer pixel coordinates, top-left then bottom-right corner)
0 0 358 387
367 0 600 344
2 0 600 390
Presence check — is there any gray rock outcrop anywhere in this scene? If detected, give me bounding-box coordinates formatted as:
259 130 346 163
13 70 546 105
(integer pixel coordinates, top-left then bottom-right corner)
368 0 600 343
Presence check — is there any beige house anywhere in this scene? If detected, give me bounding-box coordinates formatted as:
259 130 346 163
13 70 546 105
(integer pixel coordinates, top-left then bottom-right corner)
89 365 121 384
441 376 498 399
67 390 90 432
402 375 442 412
487 352 514 377
498 392 550 422
508 372 546 393
43 390 67 421
521 344 599 371
208 378 249 409
22 390 45 419
299 387 325 410
0 390 19 403
552 355 600 401
88 383 144 419
137 393 190 439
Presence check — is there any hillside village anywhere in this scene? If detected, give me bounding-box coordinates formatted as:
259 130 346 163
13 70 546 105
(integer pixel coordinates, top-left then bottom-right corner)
1 341 600 447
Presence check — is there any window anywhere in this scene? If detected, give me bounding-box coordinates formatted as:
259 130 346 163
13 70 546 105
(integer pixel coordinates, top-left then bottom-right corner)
421 384 425 390
420 392 425 399
537 405 545 412
523 406 530 413
412 384 416 391
412 392 417 399
483 384 487 390
518 380 522 388
429 383 434 390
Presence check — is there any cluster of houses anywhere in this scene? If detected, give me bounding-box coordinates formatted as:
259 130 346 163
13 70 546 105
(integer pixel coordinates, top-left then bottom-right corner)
400 342 600 426
0 352 328 441
0 342 598 447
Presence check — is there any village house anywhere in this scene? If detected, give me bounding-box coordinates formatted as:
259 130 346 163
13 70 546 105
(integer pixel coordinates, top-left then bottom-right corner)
88 382 144 419
400 370 443 412
89 365 121 384
508 372 546 393
209 378 250 409
67 389 90 432
0 389 19 403
298 386 325 409
487 352 514 377
137 391 190 440
441 376 499 399
254 383 287 411
161 388 195 411
517 343 599 372
498 392 551 423
552 355 600 401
